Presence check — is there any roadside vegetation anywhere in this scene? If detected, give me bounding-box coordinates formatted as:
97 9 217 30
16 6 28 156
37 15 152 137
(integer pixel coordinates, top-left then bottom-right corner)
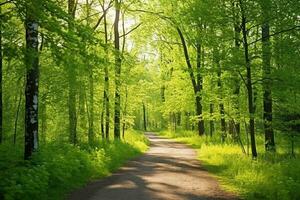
0 130 148 200
159 130 300 200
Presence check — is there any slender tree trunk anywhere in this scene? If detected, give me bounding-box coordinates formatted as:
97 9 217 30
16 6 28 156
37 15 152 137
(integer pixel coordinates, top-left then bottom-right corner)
239 0 257 158
104 65 110 140
40 97 46 143
100 8 110 140
209 103 214 137
195 96 204 135
215 49 226 141
177 112 181 126
160 85 166 129
84 0 94 144
0 6 3 144
24 10 39 160
114 0 121 139
14 89 22 144
209 74 214 137
196 43 205 135
143 102 147 131
173 112 176 132
79 84 86 133
88 65 94 144
122 86 128 138
233 83 241 141
68 0 77 145
261 0 275 152
233 5 241 139
177 27 204 136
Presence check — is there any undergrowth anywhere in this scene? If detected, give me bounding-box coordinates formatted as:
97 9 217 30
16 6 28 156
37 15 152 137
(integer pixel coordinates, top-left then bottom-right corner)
159 130 300 200
0 130 149 200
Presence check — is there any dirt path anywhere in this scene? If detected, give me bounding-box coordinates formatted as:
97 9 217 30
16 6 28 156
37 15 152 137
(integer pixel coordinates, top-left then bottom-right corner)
68 133 238 200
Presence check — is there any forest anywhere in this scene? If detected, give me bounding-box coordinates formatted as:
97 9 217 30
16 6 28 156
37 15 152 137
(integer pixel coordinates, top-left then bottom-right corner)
0 0 299 199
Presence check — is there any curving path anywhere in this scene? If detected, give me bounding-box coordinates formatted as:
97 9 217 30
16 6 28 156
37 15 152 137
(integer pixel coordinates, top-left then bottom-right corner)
68 133 238 200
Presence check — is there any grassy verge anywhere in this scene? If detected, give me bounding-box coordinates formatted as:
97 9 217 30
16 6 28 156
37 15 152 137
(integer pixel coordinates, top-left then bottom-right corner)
158 130 300 200
0 130 149 200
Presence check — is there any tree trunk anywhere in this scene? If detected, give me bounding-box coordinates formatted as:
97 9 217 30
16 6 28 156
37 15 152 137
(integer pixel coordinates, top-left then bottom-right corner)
173 112 176 132
177 27 204 136
196 43 205 135
261 0 275 152
0 6 3 144
40 97 46 143
195 96 204 135
84 0 94 145
24 12 39 160
209 103 214 137
215 49 226 141
122 86 128 139
14 89 22 144
100 8 110 140
233 4 241 139
113 0 121 139
88 65 94 144
160 85 166 129
68 0 77 145
177 112 181 126
239 0 257 158
143 102 147 131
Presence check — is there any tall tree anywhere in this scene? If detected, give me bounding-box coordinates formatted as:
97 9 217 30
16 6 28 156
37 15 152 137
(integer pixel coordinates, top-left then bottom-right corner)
0 5 3 144
177 28 205 135
68 0 77 144
114 0 121 139
143 102 147 131
232 1 241 139
85 0 94 145
100 0 113 140
261 0 275 151
214 48 226 141
24 1 39 159
239 0 257 158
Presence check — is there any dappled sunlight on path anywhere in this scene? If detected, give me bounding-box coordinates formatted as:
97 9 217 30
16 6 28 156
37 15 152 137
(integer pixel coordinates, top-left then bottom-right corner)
68 133 238 200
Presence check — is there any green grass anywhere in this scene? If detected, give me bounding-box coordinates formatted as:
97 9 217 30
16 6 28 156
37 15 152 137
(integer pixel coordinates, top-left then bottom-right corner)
159 130 300 200
0 130 149 200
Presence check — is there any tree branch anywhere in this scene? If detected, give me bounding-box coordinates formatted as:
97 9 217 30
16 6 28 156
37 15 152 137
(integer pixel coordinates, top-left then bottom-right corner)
249 26 300 45
93 0 113 31
238 70 247 88
119 23 142 38
0 0 13 6
177 27 197 91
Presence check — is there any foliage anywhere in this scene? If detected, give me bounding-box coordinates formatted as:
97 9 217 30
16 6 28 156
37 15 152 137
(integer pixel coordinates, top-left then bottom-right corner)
0 130 148 200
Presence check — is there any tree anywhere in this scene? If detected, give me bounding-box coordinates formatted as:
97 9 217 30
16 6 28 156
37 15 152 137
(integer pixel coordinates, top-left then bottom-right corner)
214 48 226 141
238 0 257 158
261 0 275 152
24 0 39 159
68 0 77 145
114 0 121 139
177 28 205 136
0 5 3 144
100 0 112 140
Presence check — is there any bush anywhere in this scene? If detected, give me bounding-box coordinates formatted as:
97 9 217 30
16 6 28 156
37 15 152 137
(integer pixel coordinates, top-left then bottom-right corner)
0 130 148 200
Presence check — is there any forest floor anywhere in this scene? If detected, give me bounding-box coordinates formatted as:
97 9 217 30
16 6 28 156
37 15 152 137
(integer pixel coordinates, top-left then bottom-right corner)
68 132 237 200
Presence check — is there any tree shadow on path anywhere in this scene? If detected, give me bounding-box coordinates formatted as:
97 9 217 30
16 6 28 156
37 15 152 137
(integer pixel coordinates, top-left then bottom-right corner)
68 133 238 200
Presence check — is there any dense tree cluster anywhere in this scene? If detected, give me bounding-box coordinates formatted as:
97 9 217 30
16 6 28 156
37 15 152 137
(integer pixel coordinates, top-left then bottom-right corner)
0 0 150 159
0 0 299 181
0 0 299 199
135 0 299 158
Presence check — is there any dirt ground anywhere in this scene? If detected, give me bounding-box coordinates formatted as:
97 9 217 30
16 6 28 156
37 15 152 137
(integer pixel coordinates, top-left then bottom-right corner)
68 133 238 200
